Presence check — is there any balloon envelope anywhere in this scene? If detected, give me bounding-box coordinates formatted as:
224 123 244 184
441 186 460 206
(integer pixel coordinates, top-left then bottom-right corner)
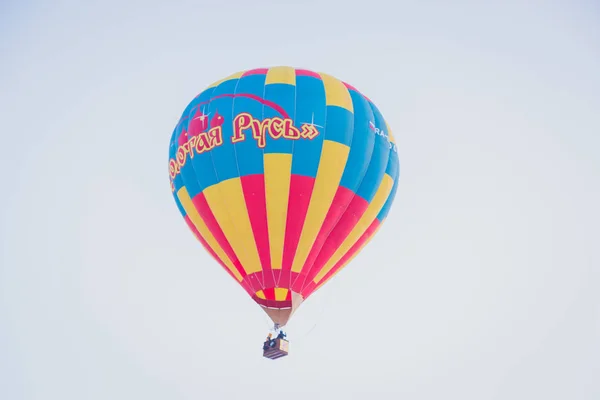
168 67 399 326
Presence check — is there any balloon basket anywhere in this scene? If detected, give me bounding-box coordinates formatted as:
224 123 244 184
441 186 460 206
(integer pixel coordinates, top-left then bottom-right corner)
262 338 289 360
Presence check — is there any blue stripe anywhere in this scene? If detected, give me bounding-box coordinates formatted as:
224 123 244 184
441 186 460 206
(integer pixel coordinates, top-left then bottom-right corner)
355 102 390 202
323 106 353 146
168 126 187 216
170 106 199 199
232 74 267 176
377 127 400 221
291 75 326 178
181 87 219 197
377 159 400 221
263 83 296 154
339 90 376 191
384 144 399 179
207 79 240 183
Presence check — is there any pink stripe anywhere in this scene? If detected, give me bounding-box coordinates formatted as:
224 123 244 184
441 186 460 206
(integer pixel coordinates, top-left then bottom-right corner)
191 193 264 292
302 218 381 298
295 69 321 79
242 68 269 76
252 296 292 308
342 81 358 92
301 195 370 290
245 271 302 291
280 175 315 288
240 174 275 289
343 81 371 102
271 269 282 286
291 186 355 292
264 287 275 301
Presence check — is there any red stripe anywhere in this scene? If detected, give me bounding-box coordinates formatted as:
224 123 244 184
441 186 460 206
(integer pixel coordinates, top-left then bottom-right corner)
300 195 370 291
263 286 277 310
295 69 321 79
342 81 358 92
291 186 355 292
244 271 302 291
183 215 253 296
269 270 301 292
191 193 264 292
240 174 275 288
302 218 381 298
252 296 292 308
183 215 202 241
280 175 315 288
343 81 371 102
264 287 275 301
242 68 269 76
271 269 283 286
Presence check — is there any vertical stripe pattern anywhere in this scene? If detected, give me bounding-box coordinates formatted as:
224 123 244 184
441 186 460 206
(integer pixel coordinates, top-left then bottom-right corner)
168 66 400 326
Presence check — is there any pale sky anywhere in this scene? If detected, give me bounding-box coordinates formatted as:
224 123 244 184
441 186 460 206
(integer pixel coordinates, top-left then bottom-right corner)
1 1 599 399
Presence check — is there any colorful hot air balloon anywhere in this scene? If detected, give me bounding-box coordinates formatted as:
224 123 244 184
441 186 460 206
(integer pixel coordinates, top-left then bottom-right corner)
168 66 399 329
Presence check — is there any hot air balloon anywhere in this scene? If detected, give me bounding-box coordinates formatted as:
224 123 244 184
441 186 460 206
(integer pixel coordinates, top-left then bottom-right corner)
168 66 399 358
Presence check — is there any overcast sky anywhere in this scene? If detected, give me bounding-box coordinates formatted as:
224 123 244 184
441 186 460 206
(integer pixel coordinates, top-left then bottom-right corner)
1 1 599 399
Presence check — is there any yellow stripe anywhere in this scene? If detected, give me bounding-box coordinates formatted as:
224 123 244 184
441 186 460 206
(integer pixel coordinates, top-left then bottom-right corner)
264 153 292 270
256 290 266 300
314 224 383 290
313 174 394 282
203 178 263 274
176 187 243 281
207 71 245 89
319 73 353 113
275 288 288 301
291 140 350 273
265 66 296 85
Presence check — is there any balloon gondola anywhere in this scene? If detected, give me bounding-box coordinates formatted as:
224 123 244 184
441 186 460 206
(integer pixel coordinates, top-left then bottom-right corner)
167 66 399 358
262 328 289 360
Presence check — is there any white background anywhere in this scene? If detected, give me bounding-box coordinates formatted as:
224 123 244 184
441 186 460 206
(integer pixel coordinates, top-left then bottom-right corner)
1 1 599 399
